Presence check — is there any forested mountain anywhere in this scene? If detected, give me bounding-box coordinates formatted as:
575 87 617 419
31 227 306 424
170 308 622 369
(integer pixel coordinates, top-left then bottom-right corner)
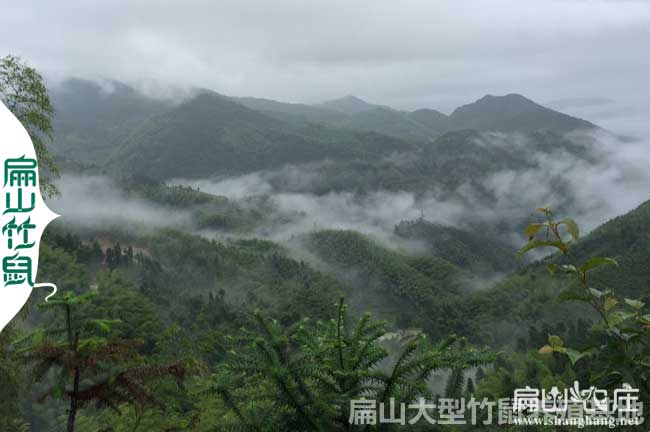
394 219 516 273
106 91 416 179
547 199 650 299
304 229 465 331
2 0 648 422
7 74 650 431
317 94 388 114
235 96 347 123
27 183 650 431
49 80 599 177
50 79 172 162
298 198 650 350
407 108 449 135
446 93 596 133
321 93 593 141
334 107 440 141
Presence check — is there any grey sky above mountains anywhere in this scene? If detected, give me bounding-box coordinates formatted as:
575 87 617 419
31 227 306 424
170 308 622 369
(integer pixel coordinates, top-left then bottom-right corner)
2 0 649 132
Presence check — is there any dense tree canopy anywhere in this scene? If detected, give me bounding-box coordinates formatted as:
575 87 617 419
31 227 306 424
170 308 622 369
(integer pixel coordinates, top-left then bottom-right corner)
0 55 58 195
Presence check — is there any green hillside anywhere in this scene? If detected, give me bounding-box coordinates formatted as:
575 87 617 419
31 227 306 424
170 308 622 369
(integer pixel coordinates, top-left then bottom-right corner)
49 83 602 182
407 108 449 135
13 75 646 431
302 199 650 348
316 94 387 114
237 127 592 200
419 128 592 199
305 229 468 335
316 93 595 141
334 107 439 142
549 199 650 300
4 21 648 431
235 96 347 123
50 79 171 162
16 183 650 430
107 91 416 179
463 198 650 346
447 93 596 133
394 219 517 273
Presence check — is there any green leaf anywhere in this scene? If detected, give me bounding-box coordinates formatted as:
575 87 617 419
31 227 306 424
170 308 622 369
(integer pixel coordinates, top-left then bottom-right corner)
604 297 618 313
518 240 567 256
526 223 544 240
608 310 636 327
624 298 644 310
561 218 580 241
548 334 564 349
547 263 558 275
588 288 610 299
86 319 121 333
559 264 580 275
564 348 589 365
583 257 618 273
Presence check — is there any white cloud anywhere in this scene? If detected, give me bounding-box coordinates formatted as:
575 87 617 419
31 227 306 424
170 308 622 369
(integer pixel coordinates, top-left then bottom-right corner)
48 175 192 231
1 0 648 112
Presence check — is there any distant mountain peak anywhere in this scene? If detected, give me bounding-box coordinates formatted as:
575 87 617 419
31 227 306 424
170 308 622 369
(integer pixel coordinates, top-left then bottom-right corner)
448 93 595 133
187 88 231 103
168 89 278 128
459 93 537 111
317 95 387 114
340 94 367 103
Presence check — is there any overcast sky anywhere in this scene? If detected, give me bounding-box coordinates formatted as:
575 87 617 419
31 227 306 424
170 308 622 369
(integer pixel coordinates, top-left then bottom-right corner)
2 0 649 118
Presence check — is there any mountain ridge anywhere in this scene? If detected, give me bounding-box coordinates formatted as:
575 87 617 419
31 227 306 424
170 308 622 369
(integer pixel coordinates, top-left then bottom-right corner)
317 94 390 114
105 90 417 179
49 80 604 181
447 93 595 133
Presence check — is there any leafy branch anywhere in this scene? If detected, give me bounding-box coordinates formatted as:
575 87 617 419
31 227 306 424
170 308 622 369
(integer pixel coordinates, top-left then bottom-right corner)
520 207 650 395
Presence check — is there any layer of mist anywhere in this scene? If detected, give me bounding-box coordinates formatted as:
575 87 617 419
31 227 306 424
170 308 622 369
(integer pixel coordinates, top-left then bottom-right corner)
49 125 650 262
47 175 192 232
173 130 650 242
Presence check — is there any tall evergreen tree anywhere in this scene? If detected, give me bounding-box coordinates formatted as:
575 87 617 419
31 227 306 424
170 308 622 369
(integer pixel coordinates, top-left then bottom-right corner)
210 298 494 431
15 292 186 432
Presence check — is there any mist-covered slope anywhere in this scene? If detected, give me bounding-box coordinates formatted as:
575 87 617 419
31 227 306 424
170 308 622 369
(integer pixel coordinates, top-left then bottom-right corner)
235 96 347 123
333 107 441 142
304 229 468 333
407 108 449 135
315 93 596 142
50 79 172 163
460 197 650 345
447 93 596 133
316 95 388 114
301 195 650 343
550 198 650 299
106 91 416 179
49 81 602 176
394 219 517 273
50 81 621 242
